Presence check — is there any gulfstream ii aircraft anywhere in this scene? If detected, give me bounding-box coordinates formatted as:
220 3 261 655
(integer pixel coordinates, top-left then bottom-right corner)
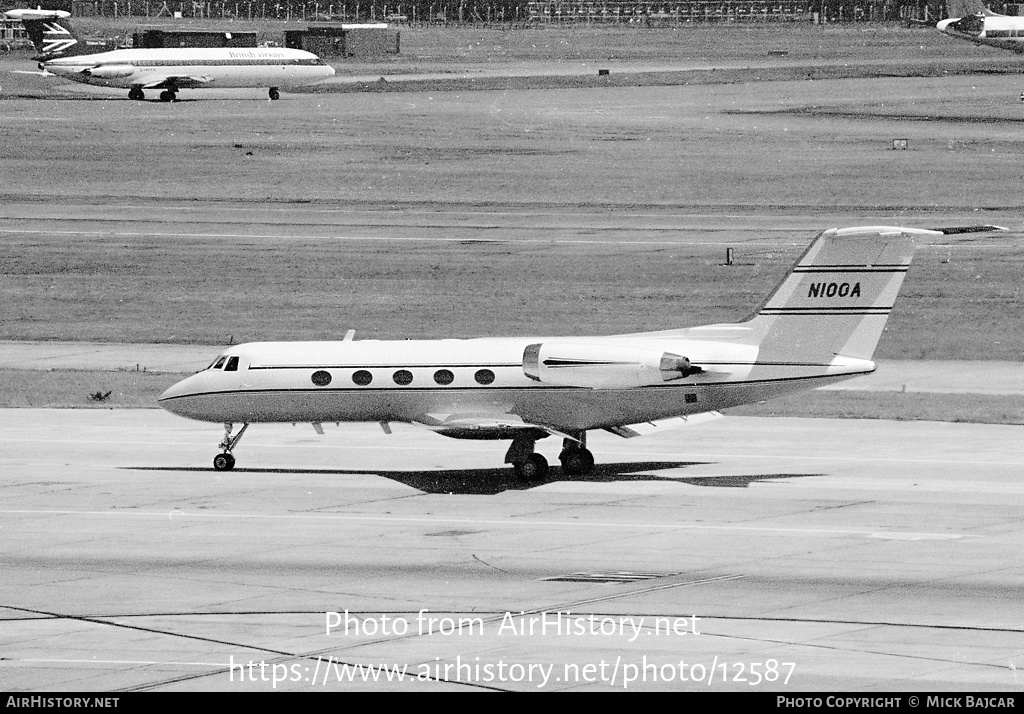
936 0 1024 53
5 8 335 101
160 226 931 481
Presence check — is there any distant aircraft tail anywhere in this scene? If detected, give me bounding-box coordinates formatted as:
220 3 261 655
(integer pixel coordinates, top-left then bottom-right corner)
740 226 936 363
4 9 89 61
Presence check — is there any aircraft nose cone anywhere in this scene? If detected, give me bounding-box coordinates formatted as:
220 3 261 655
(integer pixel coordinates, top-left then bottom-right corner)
159 374 199 414
936 18 952 32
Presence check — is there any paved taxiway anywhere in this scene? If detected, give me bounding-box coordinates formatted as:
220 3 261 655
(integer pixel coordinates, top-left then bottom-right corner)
2 408 1023 691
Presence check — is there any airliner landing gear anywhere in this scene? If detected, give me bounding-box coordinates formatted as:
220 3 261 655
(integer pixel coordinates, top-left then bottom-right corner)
128 86 145 100
505 434 548 482
214 422 249 471
268 87 280 100
559 435 595 477
159 89 177 102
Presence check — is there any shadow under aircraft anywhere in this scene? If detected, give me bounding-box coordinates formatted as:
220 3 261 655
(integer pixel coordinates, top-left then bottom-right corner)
128 463 819 495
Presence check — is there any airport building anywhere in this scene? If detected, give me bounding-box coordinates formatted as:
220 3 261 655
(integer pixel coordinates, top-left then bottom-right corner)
284 23 398 57
132 26 257 45
0 16 28 42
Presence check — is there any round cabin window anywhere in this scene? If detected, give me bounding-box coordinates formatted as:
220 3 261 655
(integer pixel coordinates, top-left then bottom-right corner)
352 370 372 386
474 369 495 385
433 369 455 385
311 370 332 387
393 369 413 385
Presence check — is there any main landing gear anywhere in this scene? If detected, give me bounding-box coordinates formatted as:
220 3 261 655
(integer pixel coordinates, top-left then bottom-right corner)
214 422 249 471
268 87 280 100
505 433 595 483
159 89 177 102
128 86 145 101
559 436 595 477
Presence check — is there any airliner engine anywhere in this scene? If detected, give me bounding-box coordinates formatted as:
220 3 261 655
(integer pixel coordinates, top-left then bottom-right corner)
522 342 701 389
82 64 135 78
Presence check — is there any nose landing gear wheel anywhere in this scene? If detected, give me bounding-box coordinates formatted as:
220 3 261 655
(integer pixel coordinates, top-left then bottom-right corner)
128 87 144 100
213 422 248 471
268 87 280 100
159 89 177 102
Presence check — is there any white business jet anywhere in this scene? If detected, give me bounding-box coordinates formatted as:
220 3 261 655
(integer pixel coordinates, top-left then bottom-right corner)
6 8 335 101
160 226 932 481
936 0 1024 53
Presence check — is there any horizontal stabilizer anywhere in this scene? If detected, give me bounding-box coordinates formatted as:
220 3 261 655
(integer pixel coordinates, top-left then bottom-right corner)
4 9 71 19
604 411 723 438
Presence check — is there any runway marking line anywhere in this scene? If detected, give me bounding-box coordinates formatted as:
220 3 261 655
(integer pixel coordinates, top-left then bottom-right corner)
0 508 977 539
0 226 1004 249
19 658 224 667
0 228 745 246
5 435 1024 467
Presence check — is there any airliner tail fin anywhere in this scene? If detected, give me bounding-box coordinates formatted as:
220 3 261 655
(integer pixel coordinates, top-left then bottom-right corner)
4 9 86 60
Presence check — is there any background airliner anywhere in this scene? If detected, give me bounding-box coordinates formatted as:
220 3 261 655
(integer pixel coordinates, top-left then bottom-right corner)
936 0 1024 52
5 8 335 100
160 226 935 481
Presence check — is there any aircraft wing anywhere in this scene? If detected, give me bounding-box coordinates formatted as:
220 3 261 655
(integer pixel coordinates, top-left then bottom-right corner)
927 224 1009 234
413 412 579 442
413 410 722 441
137 74 215 89
604 411 723 438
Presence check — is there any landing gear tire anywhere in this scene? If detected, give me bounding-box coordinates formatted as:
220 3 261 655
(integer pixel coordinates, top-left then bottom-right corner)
515 453 549 482
128 87 144 100
214 423 248 471
268 87 280 100
159 89 176 102
559 447 595 476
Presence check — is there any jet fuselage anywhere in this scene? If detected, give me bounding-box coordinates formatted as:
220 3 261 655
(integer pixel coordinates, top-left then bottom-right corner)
159 334 873 432
41 46 336 89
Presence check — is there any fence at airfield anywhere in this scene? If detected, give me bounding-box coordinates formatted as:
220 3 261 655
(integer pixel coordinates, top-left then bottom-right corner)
64 0 967 24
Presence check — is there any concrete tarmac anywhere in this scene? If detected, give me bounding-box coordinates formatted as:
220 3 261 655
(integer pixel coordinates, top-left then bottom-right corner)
2 408 1022 691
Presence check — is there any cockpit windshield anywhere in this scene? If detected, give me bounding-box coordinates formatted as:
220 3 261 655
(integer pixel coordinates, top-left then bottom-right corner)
209 356 228 370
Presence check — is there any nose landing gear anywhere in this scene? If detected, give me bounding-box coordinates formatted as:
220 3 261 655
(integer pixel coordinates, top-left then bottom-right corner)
214 422 249 470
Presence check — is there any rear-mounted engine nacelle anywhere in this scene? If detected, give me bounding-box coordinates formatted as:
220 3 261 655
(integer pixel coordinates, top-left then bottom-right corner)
82 64 135 78
523 342 701 389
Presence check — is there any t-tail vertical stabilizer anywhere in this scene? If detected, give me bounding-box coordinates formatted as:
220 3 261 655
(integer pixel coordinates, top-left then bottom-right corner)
5 9 88 61
742 226 936 375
